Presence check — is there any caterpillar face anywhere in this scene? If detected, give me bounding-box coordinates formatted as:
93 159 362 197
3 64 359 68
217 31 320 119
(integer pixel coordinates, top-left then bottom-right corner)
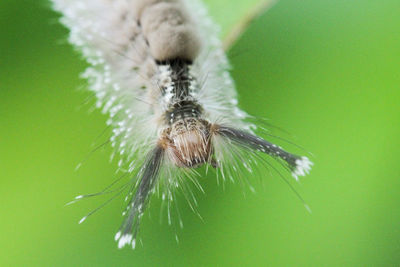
161 118 212 168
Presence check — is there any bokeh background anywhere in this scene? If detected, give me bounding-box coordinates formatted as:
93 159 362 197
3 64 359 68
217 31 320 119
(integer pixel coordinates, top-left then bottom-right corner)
1 0 399 266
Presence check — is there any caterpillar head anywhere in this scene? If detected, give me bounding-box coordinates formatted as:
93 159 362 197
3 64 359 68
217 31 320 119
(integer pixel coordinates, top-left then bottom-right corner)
161 118 214 168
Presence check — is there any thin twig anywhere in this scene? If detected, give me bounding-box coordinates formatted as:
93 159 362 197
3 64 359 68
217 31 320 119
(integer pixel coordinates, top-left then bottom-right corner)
223 0 277 51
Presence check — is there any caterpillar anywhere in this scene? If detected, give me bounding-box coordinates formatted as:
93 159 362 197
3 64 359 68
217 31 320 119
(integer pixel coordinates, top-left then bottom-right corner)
52 0 313 249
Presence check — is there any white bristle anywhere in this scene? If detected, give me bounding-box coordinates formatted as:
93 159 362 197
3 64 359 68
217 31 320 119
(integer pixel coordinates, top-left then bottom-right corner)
114 231 121 241
78 216 87 224
304 204 312 214
292 156 313 181
117 234 133 249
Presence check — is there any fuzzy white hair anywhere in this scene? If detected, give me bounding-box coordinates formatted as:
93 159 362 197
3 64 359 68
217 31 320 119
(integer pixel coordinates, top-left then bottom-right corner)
53 0 312 249
52 0 250 164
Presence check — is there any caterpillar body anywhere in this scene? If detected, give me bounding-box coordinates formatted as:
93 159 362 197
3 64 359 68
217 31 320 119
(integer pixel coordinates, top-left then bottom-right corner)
53 0 313 249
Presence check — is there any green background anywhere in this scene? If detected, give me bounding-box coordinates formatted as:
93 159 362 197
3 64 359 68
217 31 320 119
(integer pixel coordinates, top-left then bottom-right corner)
1 0 399 266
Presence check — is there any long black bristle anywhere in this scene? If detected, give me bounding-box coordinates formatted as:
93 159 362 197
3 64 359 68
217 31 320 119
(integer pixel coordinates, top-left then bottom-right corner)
216 126 300 170
115 145 164 249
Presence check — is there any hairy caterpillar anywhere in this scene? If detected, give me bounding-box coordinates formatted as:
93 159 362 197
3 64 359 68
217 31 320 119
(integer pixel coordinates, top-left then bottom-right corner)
52 0 313 249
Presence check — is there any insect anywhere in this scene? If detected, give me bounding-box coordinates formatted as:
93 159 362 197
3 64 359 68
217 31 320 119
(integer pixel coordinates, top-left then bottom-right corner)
53 0 313 249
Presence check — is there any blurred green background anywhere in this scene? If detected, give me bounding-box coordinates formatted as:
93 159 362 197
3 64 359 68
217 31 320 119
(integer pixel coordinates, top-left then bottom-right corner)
1 0 399 266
